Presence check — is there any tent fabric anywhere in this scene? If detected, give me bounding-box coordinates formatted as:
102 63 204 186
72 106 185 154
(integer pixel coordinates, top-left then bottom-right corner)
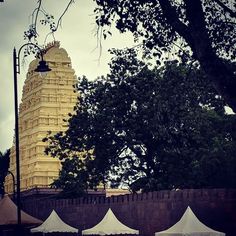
30 210 78 233
82 208 139 235
0 195 42 225
155 206 225 236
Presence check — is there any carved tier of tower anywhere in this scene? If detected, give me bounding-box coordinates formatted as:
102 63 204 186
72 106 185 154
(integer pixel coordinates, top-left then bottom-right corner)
5 42 78 193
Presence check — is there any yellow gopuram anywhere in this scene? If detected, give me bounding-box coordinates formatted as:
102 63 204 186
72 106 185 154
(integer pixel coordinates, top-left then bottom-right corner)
5 42 78 193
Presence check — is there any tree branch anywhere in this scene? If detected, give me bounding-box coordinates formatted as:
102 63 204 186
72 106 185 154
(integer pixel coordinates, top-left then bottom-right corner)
184 0 213 59
214 0 236 18
158 0 192 46
54 0 75 32
184 0 236 111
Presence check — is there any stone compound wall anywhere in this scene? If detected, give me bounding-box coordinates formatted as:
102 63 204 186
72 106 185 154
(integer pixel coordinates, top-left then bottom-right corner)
22 189 236 236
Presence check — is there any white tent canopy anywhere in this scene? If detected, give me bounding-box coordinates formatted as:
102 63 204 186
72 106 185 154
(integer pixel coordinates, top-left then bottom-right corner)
155 206 225 236
82 208 139 235
30 210 78 234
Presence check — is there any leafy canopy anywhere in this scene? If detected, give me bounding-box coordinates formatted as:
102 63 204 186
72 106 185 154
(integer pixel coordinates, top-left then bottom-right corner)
94 0 236 112
44 49 236 196
23 0 236 112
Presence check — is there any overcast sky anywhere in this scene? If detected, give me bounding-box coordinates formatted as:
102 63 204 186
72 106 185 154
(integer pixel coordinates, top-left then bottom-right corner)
0 0 135 152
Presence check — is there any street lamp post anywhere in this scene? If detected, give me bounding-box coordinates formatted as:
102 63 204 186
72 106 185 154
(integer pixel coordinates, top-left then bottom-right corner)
13 43 51 228
7 170 16 202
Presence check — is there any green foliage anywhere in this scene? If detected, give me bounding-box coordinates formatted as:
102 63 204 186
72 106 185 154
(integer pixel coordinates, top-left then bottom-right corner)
94 0 236 59
94 0 236 112
45 49 236 195
0 149 10 196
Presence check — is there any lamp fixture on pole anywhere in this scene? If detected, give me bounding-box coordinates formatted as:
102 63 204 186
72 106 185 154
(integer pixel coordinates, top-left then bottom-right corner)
13 43 51 228
34 56 51 77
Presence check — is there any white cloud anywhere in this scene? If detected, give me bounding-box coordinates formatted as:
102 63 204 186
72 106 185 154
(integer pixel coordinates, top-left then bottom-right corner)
0 0 135 151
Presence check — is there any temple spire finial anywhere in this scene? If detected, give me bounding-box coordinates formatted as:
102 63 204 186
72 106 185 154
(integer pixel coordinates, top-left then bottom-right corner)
44 41 60 51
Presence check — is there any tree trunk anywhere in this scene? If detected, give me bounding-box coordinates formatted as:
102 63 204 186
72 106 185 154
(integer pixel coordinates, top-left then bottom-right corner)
199 54 236 112
183 0 236 112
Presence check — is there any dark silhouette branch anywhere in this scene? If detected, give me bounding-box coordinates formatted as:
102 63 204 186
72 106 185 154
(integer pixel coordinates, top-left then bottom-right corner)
34 0 42 35
183 0 236 111
26 0 75 45
158 0 192 46
214 0 236 18
54 0 75 32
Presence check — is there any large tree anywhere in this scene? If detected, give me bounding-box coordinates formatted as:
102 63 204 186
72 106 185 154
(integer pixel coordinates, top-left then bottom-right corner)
44 49 236 195
0 149 10 197
24 1 236 111
94 0 236 112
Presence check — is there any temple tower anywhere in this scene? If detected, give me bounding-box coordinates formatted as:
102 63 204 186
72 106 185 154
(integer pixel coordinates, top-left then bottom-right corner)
5 42 78 193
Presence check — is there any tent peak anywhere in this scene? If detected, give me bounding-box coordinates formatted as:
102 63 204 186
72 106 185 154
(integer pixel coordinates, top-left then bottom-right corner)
82 208 139 235
31 209 78 233
0 195 42 226
155 206 225 236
